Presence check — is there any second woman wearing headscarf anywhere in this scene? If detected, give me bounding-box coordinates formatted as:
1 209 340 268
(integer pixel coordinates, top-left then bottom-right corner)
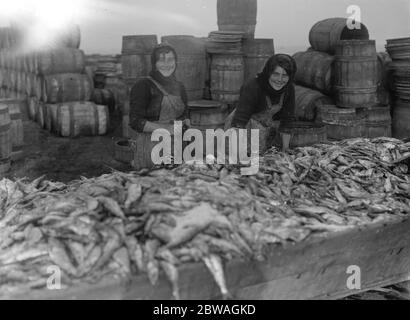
226 54 297 152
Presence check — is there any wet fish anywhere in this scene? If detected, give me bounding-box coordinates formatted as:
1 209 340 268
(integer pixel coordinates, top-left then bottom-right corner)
124 184 142 210
202 254 231 300
97 197 126 220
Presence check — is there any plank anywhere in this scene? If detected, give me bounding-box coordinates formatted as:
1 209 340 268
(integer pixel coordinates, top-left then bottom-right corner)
124 216 410 300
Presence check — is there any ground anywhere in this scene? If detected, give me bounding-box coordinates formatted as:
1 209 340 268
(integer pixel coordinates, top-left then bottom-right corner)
5 115 132 183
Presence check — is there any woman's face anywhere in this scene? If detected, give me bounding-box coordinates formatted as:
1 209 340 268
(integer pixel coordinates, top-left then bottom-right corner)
156 51 176 77
269 66 289 90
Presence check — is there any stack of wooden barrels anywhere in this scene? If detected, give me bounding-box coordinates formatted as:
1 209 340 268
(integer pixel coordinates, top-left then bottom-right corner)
294 17 392 140
386 38 410 139
34 48 109 138
0 23 110 144
86 54 128 114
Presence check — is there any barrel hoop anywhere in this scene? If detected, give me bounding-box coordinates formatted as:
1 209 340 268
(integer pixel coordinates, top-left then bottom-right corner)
335 57 377 62
69 105 75 137
323 120 365 126
366 120 392 126
335 86 378 93
93 105 99 135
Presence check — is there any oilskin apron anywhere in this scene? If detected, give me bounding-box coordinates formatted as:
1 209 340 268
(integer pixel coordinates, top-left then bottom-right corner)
128 76 186 138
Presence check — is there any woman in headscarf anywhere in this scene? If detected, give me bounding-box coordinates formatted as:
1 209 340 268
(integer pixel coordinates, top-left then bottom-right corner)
129 43 190 136
225 54 297 152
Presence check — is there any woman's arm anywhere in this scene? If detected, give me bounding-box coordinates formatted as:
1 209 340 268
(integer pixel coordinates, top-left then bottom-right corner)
129 80 152 132
278 84 296 151
231 81 260 128
279 84 297 124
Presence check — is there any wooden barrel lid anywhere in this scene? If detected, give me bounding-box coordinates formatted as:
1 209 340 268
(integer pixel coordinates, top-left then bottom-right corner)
188 100 224 110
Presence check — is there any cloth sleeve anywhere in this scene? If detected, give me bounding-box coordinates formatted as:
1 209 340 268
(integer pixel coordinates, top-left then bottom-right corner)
231 82 260 128
177 83 189 121
129 80 152 132
276 84 296 127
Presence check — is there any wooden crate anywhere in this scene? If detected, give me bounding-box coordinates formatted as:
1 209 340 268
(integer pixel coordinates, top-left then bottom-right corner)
4 216 410 300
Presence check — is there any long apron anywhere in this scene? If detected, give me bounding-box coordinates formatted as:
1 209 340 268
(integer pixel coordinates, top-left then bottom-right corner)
128 76 186 138
224 93 285 153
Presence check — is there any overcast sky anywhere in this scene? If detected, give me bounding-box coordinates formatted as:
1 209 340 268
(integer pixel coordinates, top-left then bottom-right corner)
1 0 409 54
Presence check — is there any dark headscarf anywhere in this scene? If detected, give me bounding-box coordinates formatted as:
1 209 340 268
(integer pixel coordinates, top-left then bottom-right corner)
257 54 297 98
149 43 179 86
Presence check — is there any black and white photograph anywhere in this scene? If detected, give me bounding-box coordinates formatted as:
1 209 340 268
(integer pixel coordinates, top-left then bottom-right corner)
0 0 410 303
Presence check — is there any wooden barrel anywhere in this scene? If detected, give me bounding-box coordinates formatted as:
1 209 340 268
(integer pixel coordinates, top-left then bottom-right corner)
0 105 11 175
114 139 134 164
217 0 257 38
334 40 378 108
37 48 85 75
293 50 334 94
309 18 370 54
130 133 178 170
357 105 392 138
121 35 158 85
279 122 327 148
161 35 207 101
28 96 39 121
104 75 129 109
392 100 410 139
47 102 109 137
243 39 274 83
3 99 29 122
210 54 244 103
0 99 24 159
317 105 366 140
188 100 229 130
43 73 93 103
295 85 333 122
92 89 116 111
